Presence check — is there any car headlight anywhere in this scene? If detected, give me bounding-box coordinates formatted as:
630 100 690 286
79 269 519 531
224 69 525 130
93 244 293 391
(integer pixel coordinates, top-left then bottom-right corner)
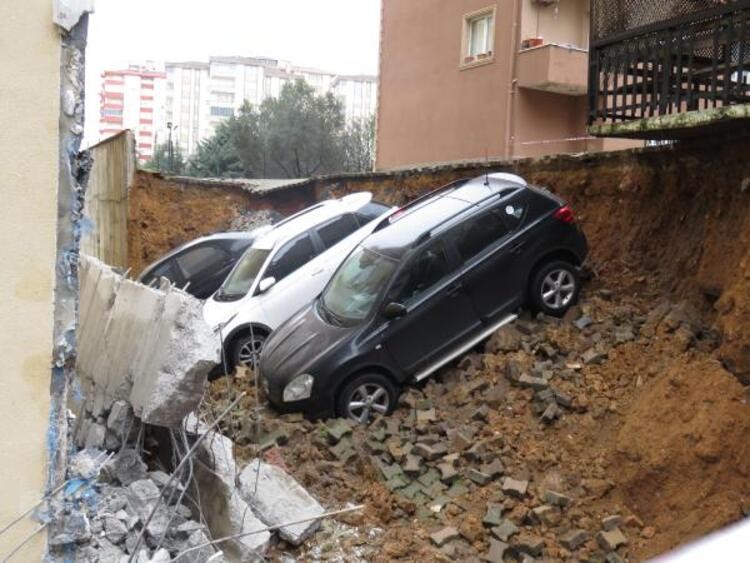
283 374 314 402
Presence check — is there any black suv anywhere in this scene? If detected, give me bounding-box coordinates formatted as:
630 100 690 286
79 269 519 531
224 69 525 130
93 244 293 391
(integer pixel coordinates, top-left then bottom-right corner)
259 173 587 422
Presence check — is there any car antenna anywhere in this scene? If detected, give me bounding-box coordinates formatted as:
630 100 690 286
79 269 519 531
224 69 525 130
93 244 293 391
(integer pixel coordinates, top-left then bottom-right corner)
484 148 490 186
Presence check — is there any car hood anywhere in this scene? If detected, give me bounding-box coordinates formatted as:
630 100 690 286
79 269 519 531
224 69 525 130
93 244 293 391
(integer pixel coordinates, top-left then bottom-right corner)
203 294 254 330
261 302 352 382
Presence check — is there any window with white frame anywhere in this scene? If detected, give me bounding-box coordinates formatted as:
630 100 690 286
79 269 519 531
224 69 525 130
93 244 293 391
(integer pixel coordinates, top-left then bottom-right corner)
463 8 495 65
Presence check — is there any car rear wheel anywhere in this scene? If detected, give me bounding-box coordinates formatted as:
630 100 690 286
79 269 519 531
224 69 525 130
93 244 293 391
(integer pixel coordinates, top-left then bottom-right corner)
529 260 580 317
231 332 267 370
336 373 398 424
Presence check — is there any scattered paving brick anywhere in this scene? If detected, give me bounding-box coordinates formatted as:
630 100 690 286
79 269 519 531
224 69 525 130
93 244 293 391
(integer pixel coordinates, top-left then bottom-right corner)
518 374 549 391
484 539 509 562
481 458 505 479
552 389 573 408
544 490 572 508
541 402 561 423
482 503 504 527
325 419 352 443
446 480 469 497
380 463 404 481
574 316 593 330
501 477 529 498
472 404 490 422
560 529 589 550
403 454 423 476
582 348 608 365
438 462 458 483
430 526 460 547
529 505 560 527
606 553 626 563
468 468 492 486
596 527 628 551
491 519 519 541
329 439 356 463
416 408 437 425
513 533 545 557
413 442 447 461
601 515 623 531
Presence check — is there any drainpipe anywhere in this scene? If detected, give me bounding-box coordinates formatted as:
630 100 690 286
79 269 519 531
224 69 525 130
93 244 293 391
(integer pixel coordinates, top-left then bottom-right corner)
504 0 522 159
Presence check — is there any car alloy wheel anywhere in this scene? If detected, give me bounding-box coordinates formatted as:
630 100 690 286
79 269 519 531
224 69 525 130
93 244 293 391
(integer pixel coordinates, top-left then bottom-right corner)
234 334 266 369
346 383 390 423
540 268 576 310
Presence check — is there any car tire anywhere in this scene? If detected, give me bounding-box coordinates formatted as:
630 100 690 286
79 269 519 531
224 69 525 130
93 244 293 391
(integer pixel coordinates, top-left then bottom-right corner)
230 331 267 370
336 373 399 424
529 260 580 318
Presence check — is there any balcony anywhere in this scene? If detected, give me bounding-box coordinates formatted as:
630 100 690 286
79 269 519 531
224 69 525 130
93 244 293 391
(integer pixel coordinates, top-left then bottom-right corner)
517 44 588 96
588 0 750 139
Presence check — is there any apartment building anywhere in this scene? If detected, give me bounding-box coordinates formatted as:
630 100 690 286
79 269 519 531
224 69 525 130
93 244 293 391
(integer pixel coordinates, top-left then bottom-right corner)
99 65 166 162
331 75 378 122
376 0 635 170
165 57 377 156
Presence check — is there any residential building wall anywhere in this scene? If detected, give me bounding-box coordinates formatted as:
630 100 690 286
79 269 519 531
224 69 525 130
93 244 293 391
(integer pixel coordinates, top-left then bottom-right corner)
376 0 635 170
166 57 377 155
99 66 166 162
0 0 60 559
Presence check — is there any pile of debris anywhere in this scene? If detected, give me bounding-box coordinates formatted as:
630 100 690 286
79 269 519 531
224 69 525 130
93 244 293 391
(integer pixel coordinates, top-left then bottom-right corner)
205 289 749 561
40 255 331 562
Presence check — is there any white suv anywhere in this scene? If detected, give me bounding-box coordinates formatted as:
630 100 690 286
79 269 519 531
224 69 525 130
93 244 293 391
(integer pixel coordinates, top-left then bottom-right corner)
203 193 394 368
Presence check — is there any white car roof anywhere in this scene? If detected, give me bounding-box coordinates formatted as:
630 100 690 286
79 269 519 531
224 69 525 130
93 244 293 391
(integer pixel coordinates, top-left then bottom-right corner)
252 192 374 250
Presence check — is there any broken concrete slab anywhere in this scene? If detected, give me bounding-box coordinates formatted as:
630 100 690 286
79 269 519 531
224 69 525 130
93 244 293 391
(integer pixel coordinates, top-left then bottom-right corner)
238 458 325 546
77 255 219 429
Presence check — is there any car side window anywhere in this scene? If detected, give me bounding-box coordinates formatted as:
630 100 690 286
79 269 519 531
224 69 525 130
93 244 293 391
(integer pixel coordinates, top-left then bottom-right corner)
317 213 360 249
176 245 229 278
391 241 451 304
502 195 527 230
266 234 318 282
355 201 390 224
454 209 510 262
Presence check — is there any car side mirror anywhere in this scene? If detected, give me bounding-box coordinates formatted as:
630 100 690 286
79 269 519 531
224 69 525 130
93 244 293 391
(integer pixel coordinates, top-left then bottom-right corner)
258 276 276 294
383 302 407 319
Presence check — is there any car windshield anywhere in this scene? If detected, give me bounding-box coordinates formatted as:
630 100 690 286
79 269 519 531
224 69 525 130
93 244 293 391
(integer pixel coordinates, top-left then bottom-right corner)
321 246 397 324
216 248 271 299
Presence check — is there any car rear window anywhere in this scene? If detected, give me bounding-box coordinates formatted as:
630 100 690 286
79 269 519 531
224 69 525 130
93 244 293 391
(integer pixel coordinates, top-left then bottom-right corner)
176 245 229 277
317 213 360 249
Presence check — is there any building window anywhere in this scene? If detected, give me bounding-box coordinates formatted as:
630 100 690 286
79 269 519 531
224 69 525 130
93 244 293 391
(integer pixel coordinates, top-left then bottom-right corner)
210 106 234 117
462 7 495 67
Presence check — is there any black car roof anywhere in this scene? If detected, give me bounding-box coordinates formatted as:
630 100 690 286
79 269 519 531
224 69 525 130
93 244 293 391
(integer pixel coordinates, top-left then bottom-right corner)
363 175 527 259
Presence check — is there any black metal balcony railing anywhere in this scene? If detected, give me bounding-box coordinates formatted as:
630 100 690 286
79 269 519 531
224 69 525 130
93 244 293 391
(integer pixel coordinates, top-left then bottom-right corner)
588 0 750 125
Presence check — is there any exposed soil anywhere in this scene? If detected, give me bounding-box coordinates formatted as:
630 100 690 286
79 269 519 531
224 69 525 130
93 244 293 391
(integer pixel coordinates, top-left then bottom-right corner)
203 287 750 561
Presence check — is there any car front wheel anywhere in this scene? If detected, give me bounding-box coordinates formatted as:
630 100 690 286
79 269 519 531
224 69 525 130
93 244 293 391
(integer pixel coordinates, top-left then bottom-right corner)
231 332 267 370
336 373 398 424
529 260 580 317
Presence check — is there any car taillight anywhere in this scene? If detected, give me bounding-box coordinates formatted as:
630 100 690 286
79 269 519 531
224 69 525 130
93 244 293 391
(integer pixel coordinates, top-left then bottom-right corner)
553 205 575 224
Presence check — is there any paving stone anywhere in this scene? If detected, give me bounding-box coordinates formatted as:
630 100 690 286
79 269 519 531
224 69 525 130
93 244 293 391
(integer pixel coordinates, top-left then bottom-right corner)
400 481 423 500
483 539 509 562
601 515 622 531
560 529 590 551
596 527 628 551
403 454 423 476
574 316 593 330
325 419 352 444
370 427 387 442
606 553 626 563
467 468 492 486
381 463 404 481
416 408 437 425
529 505 561 527
541 402 561 424
514 533 545 557
518 375 549 391
418 468 441 488
582 348 608 365
366 438 387 454
535 388 555 403
480 458 505 479
472 404 490 422
505 360 522 382
482 503 504 527
430 526 459 547
449 429 473 452
501 476 528 498
485 383 509 407
385 475 410 491
491 519 519 541
438 462 458 483
544 489 572 508
446 480 469 498
413 442 447 461
552 389 573 408
329 439 357 463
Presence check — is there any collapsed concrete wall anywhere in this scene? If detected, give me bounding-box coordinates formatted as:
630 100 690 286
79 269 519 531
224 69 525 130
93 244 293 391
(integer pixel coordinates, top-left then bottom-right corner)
76 254 219 444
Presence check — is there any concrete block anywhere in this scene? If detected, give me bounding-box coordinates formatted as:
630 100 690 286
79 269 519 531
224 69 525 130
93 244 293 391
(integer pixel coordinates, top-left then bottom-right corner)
601 514 622 531
501 477 529 498
491 519 519 542
518 375 549 391
543 489 572 508
84 422 106 449
77 255 219 428
106 399 133 439
238 459 325 546
430 526 459 546
597 527 627 551
514 533 545 557
560 529 589 550
484 539 509 562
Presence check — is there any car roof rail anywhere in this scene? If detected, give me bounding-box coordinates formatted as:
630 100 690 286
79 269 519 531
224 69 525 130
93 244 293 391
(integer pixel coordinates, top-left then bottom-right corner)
270 202 328 230
372 178 470 232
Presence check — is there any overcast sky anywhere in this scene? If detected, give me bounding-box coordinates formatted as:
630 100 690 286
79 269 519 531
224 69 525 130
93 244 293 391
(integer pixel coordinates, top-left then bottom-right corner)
84 0 382 143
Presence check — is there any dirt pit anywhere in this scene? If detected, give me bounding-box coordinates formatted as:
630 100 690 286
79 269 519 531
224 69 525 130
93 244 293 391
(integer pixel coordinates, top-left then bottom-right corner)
202 286 750 562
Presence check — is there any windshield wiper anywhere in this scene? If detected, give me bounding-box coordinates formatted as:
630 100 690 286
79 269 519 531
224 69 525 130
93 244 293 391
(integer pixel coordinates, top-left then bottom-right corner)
319 300 345 327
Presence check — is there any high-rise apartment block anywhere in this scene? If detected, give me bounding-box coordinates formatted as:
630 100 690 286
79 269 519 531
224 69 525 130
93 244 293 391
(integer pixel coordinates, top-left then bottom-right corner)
98 65 166 162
